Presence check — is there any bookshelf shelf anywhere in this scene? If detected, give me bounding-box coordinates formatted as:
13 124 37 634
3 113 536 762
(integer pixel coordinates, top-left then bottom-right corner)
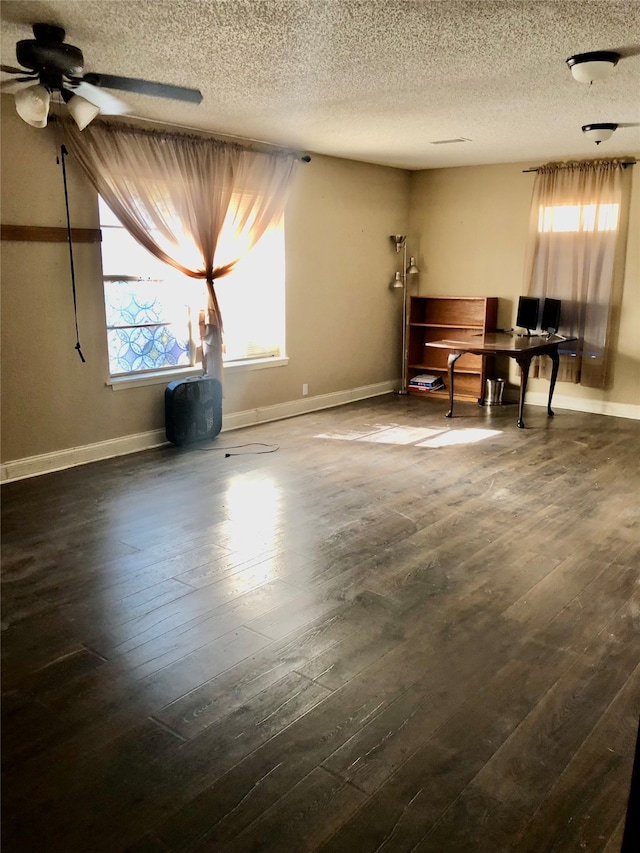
406 296 498 401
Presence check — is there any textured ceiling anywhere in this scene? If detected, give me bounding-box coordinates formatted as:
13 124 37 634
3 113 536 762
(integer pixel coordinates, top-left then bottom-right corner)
1 0 639 169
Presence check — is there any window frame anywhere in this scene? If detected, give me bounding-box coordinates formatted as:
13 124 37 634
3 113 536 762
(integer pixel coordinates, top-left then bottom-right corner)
99 198 289 390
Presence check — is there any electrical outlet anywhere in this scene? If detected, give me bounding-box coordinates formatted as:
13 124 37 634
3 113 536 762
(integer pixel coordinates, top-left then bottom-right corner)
302 383 308 396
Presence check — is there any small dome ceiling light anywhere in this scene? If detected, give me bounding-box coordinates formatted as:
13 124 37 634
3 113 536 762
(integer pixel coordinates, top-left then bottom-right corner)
567 51 620 84
581 123 618 144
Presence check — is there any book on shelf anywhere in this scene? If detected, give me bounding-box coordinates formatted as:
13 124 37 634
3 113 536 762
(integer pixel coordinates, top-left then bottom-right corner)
409 373 445 390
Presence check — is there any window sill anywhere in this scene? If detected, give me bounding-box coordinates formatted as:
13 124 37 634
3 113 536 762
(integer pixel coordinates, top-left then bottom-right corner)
107 356 289 390
224 356 289 373
107 366 203 391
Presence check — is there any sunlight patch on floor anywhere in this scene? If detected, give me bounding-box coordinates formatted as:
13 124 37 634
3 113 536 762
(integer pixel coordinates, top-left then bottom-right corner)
315 424 502 447
355 426 444 445
416 428 502 447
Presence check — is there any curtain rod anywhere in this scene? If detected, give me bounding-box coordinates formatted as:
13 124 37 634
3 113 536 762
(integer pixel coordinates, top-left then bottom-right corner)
523 160 636 172
112 113 312 162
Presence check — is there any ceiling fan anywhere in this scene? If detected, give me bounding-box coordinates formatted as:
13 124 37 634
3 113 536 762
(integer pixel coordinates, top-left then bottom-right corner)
1 23 203 129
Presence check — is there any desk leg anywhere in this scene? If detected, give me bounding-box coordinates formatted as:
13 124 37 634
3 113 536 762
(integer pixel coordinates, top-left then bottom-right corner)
446 351 462 418
547 350 559 417
515 356 531 429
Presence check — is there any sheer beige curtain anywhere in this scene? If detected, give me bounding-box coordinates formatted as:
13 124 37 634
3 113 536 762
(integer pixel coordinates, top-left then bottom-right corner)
62 121 298 379
524 159 631 388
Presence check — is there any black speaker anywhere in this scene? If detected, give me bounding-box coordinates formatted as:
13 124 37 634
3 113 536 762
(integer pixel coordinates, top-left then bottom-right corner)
516 296 540 333
540 298 561 333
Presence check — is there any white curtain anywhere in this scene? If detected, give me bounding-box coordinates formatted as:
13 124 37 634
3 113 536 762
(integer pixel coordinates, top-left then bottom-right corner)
63 121 298 379
524 159 631 388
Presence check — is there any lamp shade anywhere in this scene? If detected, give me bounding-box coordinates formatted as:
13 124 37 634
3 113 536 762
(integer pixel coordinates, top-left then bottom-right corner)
15 84 50 128
407 257 419 275
582 123 617 144
566 51 620 84
66 94 100 130
391 271 404 288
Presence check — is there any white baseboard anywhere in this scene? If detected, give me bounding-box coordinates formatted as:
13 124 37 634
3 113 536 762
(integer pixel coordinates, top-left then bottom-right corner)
519 391 640 421
0 381 395 483
221 381 395 431
0 429 169 484
5 382 636 483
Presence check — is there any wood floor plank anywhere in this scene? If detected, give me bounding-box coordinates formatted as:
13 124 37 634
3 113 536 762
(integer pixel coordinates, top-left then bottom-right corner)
2 398 638 853
154 591 397 740
411 786 524 853
206 767 366 853
80 669 332 852
91 577 304 659
3 718 184 853
320 616 531 795
526 556 640 653
153 637 448 851
603 815 627 853
502 534 632 630
512 662 640 852
412 595 640 851
124 834 174 853
293 618 405 691
1 627 271 817
317 640 575 853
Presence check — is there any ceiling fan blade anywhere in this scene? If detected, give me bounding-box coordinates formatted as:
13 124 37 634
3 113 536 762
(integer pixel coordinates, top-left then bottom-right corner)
1 64 31 75
84 72 203 104
64 80 131 115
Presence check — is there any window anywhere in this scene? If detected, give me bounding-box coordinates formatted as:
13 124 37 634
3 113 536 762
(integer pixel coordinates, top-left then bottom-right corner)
538 203 620 233
99 198 286 378
525 161 630 388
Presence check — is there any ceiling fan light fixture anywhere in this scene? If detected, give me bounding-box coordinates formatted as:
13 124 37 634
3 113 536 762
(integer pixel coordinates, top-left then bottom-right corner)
65 93 100 130
15 83 50 127
566 51 620 84
581 123 618 144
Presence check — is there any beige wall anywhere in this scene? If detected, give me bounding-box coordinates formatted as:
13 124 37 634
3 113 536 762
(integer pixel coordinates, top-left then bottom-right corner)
409 160 640 407
223 153 410 412
1 99 409 463
2 94 638 467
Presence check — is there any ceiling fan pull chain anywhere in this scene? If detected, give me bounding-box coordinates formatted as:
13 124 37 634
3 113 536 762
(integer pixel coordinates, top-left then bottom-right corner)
57 144 86 363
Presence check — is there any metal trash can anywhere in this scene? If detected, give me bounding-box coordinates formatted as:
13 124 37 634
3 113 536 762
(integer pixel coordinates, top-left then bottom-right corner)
485 378 505 406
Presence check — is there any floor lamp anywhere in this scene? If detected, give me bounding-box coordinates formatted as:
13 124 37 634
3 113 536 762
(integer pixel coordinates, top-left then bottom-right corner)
390 235 419 394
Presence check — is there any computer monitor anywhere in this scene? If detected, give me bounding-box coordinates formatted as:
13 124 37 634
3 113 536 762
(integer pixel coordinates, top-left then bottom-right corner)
540 298 561 334
516 296 539 335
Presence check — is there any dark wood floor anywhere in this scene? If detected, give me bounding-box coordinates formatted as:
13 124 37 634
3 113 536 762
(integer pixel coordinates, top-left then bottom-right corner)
2 395 639 852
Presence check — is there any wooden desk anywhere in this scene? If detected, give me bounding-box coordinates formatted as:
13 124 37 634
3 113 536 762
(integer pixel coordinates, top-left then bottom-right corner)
425 333 576 429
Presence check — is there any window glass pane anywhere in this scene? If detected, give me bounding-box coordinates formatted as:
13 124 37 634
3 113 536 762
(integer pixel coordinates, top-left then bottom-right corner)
538 203 620 233
216 217 285 361
104 279 191 375
581 204 596 231
597 203 619 231
551 205 581 232
101 223 175 280
104 280 169 327
98 197 123 228
107 325 190 375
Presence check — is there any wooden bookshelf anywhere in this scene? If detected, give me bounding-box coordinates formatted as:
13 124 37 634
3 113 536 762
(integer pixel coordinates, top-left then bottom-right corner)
406 296 498 401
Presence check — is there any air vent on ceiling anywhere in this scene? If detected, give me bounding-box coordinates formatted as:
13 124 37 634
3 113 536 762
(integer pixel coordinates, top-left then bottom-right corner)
429 137 472 145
